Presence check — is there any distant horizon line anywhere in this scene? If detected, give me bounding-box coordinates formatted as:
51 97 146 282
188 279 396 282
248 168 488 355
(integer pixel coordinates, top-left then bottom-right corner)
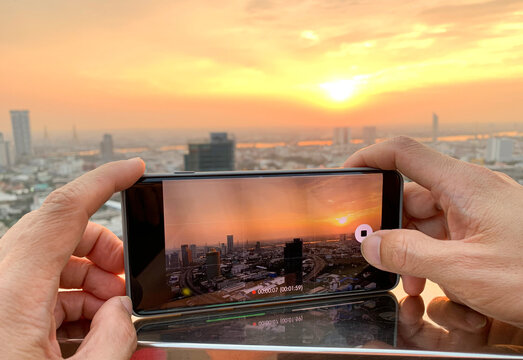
166 233 358 251
1 121 520 136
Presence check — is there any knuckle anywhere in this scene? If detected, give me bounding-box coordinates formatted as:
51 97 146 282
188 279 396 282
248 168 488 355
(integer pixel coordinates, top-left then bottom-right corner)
385 232 411 272
17 210 39 225
488 169 514 184
392 136 419 151
42 185 82 211
472 163 495 178
463 164 506 192
43 188 73 207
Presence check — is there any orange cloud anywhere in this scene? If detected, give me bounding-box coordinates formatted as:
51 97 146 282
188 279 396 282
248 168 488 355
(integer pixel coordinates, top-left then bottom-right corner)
1 0 523 131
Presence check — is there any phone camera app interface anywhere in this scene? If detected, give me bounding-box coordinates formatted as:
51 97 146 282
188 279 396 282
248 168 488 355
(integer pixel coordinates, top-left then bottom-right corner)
162 174 383 309
355 224 374 243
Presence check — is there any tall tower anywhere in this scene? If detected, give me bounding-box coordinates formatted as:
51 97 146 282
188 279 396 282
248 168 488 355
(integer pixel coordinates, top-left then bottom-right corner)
100 133 114 163
362 126 377 145
205 249 221 280
284 238 303 286
181 244 192 267
190 244 197 257
72 125 79 142
0 133 11 169
432 113 439 143
333 127 351 146
227 234 234 254
10 110 32 162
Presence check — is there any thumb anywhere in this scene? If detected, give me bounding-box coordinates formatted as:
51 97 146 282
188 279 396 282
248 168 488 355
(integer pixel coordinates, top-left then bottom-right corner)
361 229 456 281
72 296 137 360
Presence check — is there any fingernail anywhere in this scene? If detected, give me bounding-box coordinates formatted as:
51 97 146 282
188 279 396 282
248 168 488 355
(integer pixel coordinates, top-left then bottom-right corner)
120 296 133 315
361 235 382 266
129 157 145 168
465 311 487 329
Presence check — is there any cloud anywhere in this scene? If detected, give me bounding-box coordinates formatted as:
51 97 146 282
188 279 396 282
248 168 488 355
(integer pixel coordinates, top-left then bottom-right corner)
420 0 523 25
245 0 274 12
300 30 319 42
1 0 523 130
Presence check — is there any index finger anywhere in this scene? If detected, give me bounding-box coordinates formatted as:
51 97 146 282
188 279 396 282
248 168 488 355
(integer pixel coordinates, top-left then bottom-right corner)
42 158 145 219
2 158 145 276
344 136 456 192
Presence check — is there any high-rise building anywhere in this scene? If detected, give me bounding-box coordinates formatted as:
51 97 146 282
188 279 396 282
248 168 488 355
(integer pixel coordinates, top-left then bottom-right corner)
432 113 439 143
284 238 303 285
181 244 192 267
255 241 261 253
205 249 221 280
220 242 227 256
43 126 49 142
190 244 197 258
72 125 79 143
10 110 32 162
100 134 114 163
167 251 180 269
0 133 11 169
333 127 351 146
486 137 514 163
362 126 377 145
227 234 234 254
184 132 235 171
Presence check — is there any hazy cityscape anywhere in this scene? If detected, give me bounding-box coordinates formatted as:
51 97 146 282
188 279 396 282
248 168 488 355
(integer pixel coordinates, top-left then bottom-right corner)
163 232 383 309
2 1 523 357
0 110 522 242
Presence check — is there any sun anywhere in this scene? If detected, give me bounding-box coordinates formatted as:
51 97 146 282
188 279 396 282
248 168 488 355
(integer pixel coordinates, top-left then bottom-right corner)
320 79 358 102
335 215 349 225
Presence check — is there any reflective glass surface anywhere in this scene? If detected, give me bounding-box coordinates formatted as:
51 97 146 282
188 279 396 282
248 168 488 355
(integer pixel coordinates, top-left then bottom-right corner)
58 280 523 359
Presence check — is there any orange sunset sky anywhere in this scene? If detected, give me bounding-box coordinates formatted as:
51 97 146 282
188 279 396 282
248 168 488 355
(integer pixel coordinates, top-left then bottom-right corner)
163 174 382 249
1 1 523 133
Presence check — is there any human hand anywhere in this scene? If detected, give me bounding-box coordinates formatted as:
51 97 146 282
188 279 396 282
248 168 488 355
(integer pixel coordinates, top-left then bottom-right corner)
396 296 523 354
344 137 523 327
0 158 145 359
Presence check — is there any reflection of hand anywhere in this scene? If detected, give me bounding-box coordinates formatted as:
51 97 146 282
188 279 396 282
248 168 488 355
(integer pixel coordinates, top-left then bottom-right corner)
398 296 523 354
0 159 144 359
344 137 523 327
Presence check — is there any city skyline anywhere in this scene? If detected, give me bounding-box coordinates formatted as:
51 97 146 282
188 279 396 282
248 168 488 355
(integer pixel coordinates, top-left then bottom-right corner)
163 174 382 249
1 1 523 130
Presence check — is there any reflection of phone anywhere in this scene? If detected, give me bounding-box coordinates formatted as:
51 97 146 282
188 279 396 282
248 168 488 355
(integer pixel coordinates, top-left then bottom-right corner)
122 168 402 316
135 293 398 349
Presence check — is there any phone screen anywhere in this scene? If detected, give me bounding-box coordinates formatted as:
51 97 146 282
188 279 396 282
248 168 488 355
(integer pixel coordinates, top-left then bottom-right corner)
160 173 386 310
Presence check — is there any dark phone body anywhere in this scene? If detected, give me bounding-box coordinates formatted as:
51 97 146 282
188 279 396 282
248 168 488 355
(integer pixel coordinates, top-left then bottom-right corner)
122 168 403 316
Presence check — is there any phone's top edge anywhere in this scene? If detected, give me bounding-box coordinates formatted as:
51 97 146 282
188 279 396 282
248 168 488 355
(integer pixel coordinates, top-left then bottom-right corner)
136 167 396 180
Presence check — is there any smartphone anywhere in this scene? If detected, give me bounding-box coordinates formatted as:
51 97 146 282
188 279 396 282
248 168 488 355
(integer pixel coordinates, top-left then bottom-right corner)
122 168 402 316
135 293 398 349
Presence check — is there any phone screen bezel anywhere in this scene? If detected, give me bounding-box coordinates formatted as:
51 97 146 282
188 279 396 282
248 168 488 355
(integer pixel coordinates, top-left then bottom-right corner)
123 168 403 316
